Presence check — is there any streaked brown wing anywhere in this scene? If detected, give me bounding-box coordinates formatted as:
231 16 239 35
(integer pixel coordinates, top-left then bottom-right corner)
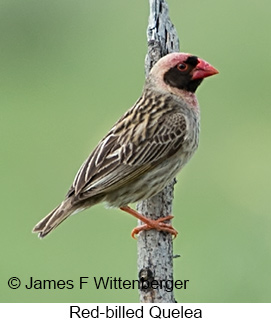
68 102 187 198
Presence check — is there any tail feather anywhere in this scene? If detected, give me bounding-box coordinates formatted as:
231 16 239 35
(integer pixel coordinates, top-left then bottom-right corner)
32 199 76 238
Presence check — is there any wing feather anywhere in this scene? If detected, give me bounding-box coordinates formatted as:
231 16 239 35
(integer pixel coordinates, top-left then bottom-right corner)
67 94 188 199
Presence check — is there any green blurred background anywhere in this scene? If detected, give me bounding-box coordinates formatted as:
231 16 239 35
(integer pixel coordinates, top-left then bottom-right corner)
1 0 270 303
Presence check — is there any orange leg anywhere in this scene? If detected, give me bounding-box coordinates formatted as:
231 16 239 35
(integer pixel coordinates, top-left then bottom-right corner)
120 206 178 239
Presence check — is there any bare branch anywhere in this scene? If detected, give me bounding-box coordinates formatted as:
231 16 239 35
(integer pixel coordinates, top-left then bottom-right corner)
137 0 180 303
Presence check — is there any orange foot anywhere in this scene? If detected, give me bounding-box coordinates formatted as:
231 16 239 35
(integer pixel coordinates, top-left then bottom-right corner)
120 206 178 239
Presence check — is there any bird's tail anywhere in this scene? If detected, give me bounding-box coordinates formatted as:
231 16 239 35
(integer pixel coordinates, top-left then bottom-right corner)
32 198 77 238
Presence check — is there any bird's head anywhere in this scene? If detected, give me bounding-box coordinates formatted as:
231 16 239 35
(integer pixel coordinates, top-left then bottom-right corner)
148 52 218 94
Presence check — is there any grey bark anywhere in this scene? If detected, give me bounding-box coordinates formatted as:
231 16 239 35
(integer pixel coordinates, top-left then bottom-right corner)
136 0 180 303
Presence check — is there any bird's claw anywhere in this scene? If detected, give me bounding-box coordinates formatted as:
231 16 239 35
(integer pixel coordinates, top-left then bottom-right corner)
131 215 178 239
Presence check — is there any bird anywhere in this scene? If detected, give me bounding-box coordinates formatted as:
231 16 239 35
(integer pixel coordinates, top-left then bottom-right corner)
32 52 218 239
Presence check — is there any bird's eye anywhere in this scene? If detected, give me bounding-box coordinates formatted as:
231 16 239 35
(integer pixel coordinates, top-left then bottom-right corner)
177 63 188 71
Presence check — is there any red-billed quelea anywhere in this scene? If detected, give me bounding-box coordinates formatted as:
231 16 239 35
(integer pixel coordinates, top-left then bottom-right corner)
33 52 218 239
